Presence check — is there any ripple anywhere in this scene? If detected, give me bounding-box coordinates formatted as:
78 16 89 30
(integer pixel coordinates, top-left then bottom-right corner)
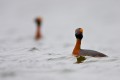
61 69 75 73
0 71 16 78
29 47 39 52
47 56 67 61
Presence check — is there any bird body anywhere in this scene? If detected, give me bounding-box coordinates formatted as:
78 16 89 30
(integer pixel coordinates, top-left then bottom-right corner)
72 28 107 63
35 17 42 40
80 49 107 57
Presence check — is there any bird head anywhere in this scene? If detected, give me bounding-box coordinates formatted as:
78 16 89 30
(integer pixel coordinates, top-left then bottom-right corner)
35 17 42 26
75 28 83 40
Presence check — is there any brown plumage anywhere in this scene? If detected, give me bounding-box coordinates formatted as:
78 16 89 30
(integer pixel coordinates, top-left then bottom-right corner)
35 17 42 40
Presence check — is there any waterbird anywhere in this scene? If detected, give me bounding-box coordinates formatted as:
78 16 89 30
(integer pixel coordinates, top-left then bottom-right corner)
72 28 107 63
35 17 42 40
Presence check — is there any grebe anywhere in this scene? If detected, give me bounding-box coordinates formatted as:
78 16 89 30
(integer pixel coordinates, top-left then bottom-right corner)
72 28 107 63
35 17 42 40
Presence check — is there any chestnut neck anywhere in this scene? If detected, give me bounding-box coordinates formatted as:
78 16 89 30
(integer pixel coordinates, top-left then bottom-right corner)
75 39 81 50
35 26 41 40
37 26 41 30
73 39 82 56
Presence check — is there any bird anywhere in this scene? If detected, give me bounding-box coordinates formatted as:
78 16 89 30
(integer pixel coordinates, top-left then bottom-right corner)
35 17 42 40
72 28 107 63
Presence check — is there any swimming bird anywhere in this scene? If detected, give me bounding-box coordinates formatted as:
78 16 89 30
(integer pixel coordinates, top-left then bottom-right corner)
35 17 42 40
72 28 107 63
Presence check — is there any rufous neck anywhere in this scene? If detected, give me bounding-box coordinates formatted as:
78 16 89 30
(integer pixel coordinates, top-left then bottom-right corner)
73 39 81 56
37 26 41 30
75 39 81 50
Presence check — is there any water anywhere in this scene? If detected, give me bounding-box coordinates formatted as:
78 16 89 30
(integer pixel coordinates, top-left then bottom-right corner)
0 0 120 80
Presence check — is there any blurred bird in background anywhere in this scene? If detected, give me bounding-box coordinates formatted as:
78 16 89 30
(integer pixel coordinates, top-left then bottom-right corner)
35 17 42 40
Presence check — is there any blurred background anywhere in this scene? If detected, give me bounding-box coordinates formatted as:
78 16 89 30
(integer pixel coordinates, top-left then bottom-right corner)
0 0 120 80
